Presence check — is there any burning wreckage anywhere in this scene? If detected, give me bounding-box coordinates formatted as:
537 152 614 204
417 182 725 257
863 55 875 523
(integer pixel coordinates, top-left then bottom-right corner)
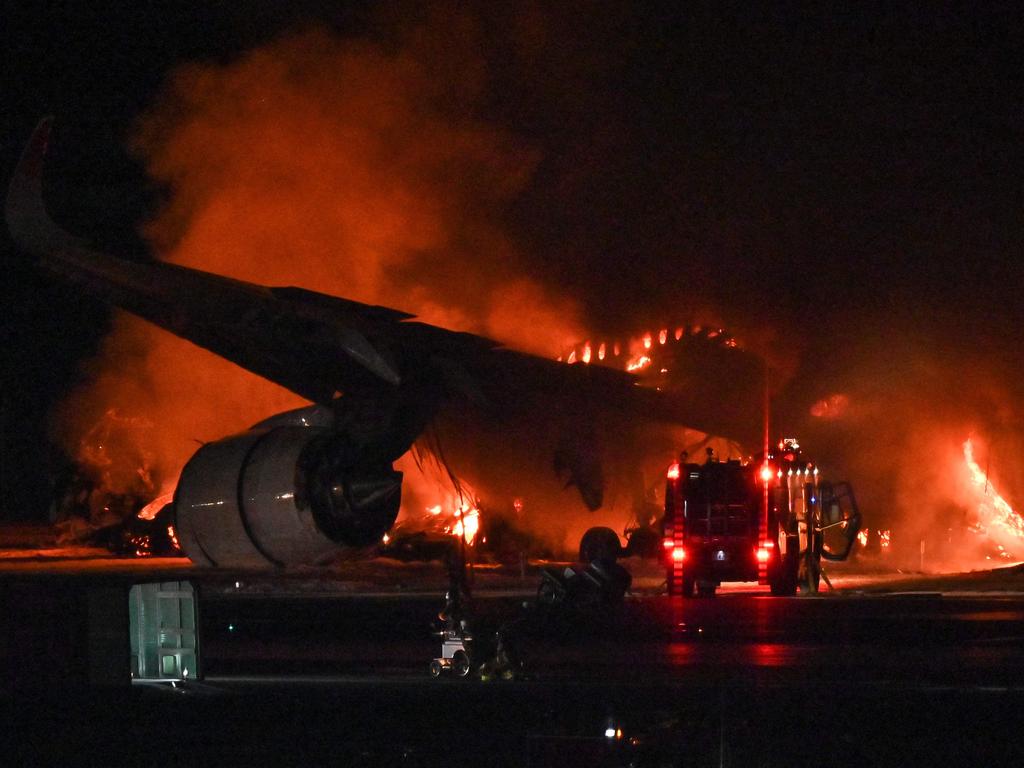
9 119 821 583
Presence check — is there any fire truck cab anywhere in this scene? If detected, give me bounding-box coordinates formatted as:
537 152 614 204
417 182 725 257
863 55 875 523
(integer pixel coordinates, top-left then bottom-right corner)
662 440 860 597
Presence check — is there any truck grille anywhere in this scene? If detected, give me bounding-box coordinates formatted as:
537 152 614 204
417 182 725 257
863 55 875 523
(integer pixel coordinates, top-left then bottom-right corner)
688 503 750 538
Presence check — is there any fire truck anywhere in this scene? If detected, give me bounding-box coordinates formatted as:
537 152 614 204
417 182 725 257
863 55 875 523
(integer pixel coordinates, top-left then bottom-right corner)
662 439 860 597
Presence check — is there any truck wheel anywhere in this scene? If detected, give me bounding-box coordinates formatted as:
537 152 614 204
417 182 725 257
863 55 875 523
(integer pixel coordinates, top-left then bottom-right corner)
579 527 622 563
452 650 471 678
770 535 799 596
624 526 660 559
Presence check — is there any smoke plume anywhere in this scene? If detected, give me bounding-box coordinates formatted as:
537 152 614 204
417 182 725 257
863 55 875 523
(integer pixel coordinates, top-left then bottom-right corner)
800 330 1024 572
56 19 584 524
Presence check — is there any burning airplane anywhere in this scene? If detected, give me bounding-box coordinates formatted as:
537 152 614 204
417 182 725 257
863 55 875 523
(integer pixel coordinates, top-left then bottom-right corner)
7 119 765 567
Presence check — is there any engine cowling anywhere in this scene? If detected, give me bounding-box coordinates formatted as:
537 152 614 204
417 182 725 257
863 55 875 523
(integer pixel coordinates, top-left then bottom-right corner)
174 426 402 567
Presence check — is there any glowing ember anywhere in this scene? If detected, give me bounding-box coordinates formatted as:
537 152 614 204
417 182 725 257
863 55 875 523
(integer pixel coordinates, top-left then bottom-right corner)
598 342 606 361
167 524 181 551
674 328 683 340
582 343 592 364
658 329 668 345
857 530 869 548
131 534 152 557
878 529 891 549
963 438 1024 553
427 504 443 516
642 333 652 350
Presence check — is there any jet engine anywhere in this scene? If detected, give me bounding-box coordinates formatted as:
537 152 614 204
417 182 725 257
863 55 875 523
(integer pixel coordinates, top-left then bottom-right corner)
174 425 402 567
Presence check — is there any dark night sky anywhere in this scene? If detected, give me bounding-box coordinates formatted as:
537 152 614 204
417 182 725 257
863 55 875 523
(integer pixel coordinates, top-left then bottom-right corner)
2 2 1023 521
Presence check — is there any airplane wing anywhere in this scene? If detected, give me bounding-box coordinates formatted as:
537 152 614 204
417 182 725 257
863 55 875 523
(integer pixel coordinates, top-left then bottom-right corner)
6 119 764 514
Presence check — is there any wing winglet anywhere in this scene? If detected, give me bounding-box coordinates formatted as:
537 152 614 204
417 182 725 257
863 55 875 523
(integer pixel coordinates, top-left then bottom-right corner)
5 117 79 256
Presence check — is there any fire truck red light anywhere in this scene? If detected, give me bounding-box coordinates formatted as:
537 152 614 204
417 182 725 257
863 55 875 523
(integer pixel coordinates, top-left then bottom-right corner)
666 462 680 479
662 538 674 549
759 465 773 483
672 547 686 562
756 547 770 562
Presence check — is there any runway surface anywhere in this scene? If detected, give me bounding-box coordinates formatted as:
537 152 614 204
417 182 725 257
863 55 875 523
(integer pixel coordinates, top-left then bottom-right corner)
3 560 1024 766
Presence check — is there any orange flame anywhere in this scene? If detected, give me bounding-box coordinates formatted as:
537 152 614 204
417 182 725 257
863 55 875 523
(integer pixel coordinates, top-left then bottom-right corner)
137 491 175 521
166 524 181 552
963 439 1024 553
449 505 480 545
627 355 651 372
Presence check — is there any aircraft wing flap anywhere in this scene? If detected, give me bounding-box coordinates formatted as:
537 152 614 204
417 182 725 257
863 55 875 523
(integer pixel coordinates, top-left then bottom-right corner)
269 286 414 323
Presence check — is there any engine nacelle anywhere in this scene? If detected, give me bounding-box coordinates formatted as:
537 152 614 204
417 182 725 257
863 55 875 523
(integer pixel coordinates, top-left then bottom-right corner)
174 426 402 567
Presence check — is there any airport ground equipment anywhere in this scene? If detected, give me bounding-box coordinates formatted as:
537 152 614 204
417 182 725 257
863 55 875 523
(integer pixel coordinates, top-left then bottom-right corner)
537 558 632 607
430 626 473 677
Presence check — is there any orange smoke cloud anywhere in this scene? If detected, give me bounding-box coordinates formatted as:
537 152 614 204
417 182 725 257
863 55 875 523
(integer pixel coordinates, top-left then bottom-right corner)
56 20 584 515
799 332 1024 573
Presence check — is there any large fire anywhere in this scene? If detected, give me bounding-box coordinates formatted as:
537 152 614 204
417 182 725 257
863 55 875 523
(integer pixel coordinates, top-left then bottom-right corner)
449 505 481 546
558 324 742 377
53 20 586 553
963 438 1024 557
424 500 480 544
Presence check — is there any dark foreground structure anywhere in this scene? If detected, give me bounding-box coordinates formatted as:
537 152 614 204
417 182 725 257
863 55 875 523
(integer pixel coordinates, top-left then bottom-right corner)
3 566 1024 767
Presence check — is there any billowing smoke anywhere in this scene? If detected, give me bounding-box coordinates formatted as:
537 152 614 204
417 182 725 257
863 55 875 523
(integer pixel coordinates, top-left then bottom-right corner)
49 11 1024 571
800 331 1024 572
55 19 585 531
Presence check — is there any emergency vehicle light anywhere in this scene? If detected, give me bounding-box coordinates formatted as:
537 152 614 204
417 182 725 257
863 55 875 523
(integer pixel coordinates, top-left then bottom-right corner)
672 547 686 562
759 464 774 483
666 462 680 480
756 547 770 563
